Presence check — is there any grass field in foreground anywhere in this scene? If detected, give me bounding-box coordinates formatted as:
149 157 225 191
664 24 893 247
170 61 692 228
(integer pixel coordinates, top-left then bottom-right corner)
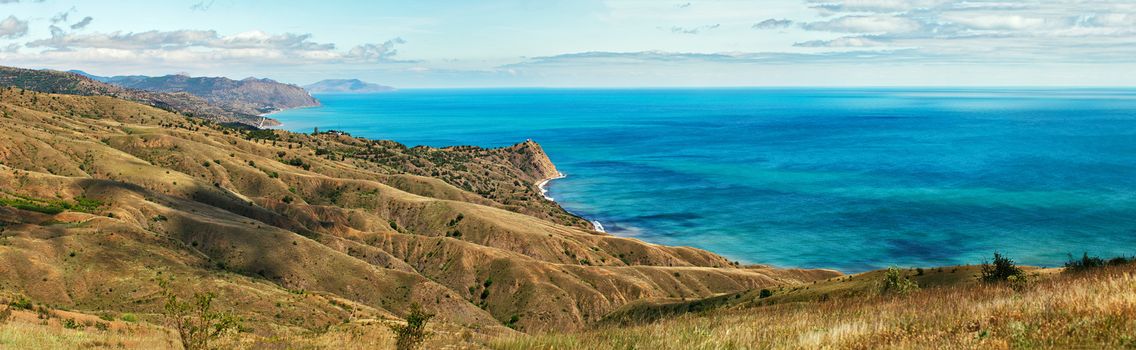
492 263 1136 349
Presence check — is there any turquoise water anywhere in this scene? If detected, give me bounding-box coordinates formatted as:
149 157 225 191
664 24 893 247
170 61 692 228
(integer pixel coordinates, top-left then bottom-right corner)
273 88 1136 272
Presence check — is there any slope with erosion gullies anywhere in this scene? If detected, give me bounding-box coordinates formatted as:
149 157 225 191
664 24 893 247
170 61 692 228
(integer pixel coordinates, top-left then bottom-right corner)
0 88 840 337
0 66 270 126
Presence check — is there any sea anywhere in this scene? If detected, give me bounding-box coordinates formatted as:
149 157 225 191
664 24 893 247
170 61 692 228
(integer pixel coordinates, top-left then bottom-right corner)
272 88 1136 272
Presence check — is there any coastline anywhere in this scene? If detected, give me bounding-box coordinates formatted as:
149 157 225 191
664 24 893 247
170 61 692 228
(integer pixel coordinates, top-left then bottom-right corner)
258 102 323 129
538 172 607 233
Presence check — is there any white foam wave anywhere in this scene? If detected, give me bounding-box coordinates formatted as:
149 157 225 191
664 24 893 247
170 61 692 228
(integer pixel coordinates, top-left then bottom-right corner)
537 172 566 201
591 220 606 233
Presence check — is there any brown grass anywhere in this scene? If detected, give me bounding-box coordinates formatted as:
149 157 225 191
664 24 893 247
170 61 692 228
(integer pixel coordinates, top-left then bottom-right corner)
493 264 1136 349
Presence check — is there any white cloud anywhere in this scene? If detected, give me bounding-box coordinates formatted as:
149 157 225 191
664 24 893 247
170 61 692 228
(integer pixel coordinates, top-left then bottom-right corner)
804 15 922 33
753 19 794 30
69 16 94 30
669 24 720 34
808 0 950 14
789 0 1136 65
943 14 1048 30
345 38 408 62
0 15 27 39
795 36 886 47
27 30 338 51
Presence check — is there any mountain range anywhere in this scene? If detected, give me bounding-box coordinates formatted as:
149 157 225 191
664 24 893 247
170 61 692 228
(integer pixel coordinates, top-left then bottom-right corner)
74 71 320 118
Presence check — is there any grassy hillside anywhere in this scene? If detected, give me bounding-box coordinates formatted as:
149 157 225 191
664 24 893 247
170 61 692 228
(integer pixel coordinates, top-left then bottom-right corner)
0 87 837 348
0 66 271 126
494 263 1136 349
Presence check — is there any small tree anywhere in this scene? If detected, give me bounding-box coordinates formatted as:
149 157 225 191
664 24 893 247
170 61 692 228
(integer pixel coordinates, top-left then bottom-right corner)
389 303 434 350
1064 252 1106 272
980 252 1024 283
879 266 919 295
160 280 240 350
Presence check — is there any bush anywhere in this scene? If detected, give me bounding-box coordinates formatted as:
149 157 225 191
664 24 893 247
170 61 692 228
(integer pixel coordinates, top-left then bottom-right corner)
9 295 33 310
62 318 84 329
389 303 434 350
880 267 920 295
161 280 241 350
981 252 1024 283
758 289 773 299
1108 257 1132 266
1064 252 1106 272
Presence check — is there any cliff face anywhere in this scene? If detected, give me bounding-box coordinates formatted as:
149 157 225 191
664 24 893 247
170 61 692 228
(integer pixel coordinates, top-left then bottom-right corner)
98 74 320 116
508 139 563 181
0 88 840 340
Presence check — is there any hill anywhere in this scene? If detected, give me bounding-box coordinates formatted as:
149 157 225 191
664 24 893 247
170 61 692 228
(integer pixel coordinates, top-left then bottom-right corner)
0 66 270 127
304 79 395 94
0 87 837 348
496 263 1136 349
82 73 320 116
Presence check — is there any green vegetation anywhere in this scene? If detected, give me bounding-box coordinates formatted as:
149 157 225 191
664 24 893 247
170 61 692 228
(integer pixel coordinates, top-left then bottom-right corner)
8 295 33 310
980 252 1024 283
161 280 241 350
879 266 919 295
1064 252 1132 273
389 303 434 350
0 195 102 215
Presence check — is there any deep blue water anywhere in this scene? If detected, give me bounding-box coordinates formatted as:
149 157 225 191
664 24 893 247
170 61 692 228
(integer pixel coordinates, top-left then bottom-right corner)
273 88 1136 272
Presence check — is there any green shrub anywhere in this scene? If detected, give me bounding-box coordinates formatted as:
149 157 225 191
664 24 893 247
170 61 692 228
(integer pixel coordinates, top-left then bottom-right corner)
1064 252 1106 272
389 303 434 350
1108 257 1132 266
981 252 1024 283
9 295 33 310
161 280 241 350
758 289 773 299
880 267 920 295
120 313 137 322
62 318 84 329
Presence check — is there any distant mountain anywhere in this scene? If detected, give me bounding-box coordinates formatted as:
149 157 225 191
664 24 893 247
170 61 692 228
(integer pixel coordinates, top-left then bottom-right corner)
77 72 320 116
0 66 272 126
304 79 395 93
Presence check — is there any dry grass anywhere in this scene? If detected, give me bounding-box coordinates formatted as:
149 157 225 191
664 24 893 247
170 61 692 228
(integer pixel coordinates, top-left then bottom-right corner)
493 264 1136 349
0 308 177 349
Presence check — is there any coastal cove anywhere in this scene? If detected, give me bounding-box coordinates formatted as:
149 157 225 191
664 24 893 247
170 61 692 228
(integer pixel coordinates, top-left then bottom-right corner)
272 88 1136 272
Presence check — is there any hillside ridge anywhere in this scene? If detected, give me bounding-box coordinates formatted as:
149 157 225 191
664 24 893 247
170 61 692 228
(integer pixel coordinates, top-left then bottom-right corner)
0 66 273 126
82 72 321 116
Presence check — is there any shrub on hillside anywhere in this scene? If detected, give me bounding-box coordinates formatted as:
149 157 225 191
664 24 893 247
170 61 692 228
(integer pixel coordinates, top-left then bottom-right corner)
1064 252 1132 273
161 279 241 350
980 252 1024 283
389 303 434 350
1064 252 1106 272
879 267 920 295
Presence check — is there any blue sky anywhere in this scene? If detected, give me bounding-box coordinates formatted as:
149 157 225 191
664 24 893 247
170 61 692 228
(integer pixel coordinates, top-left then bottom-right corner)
1 0 1134 87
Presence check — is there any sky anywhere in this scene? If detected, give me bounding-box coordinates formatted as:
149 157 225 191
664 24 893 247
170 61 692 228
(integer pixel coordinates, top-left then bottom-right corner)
0 0 1134 87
